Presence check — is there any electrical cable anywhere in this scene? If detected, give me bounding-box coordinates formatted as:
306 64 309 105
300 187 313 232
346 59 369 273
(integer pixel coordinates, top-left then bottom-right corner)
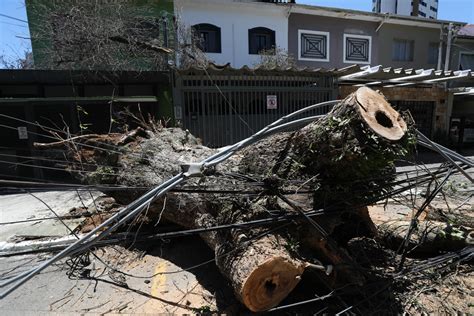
0 99 338 297
1 98 471 301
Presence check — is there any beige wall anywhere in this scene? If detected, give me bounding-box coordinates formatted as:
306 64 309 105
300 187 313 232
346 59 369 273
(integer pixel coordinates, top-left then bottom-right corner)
288 13 379 69
376 24 441 69
288 13 443 70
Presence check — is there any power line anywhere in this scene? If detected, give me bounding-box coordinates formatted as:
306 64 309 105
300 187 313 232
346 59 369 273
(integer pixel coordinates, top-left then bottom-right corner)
0 21 27 28
0 13 28 24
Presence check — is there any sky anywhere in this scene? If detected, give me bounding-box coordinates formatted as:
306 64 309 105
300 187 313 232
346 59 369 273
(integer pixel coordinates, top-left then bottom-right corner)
0 0 30 66
0 0 473 66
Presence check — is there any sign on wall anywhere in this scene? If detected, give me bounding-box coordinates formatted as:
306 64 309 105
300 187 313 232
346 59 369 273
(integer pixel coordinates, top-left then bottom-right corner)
266 95 277 110
17 126 28 140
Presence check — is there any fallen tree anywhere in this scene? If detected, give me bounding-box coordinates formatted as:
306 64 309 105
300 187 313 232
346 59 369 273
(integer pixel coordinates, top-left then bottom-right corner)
36 87 416 311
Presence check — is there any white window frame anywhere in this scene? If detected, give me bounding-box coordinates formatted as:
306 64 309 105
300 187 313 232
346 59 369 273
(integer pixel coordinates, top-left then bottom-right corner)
298 29 330 62
343 34 372 65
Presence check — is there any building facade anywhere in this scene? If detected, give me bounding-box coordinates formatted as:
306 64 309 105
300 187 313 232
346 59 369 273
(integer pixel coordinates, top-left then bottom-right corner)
288 4 453 70
174 0 289 68
373 0 438 19
175 1 460 70
448 25 474 145
450 25 474 71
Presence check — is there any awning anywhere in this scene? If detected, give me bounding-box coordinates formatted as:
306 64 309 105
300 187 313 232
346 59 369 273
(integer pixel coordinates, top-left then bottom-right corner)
0 96 159 105
338 65 474 88
452 87 474 96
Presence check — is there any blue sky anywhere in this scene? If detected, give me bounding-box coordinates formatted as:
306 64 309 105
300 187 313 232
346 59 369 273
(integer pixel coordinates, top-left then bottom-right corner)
0 0 30 66
297 0 474 22
1 0 473 66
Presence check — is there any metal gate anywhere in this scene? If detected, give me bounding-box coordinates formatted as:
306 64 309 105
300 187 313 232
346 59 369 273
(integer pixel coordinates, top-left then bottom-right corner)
173 68 337 147
390 100 435 137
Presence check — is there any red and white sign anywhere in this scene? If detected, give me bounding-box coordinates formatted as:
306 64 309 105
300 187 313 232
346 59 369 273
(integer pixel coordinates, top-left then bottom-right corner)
266 95 277 110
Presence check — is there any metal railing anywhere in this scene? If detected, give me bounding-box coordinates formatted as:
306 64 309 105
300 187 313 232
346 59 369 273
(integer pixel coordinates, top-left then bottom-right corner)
173 70 337 147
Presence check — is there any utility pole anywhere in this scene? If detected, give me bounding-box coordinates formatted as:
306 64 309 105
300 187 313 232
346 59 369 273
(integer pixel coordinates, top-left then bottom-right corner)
444 23 453 72
437 24 444 70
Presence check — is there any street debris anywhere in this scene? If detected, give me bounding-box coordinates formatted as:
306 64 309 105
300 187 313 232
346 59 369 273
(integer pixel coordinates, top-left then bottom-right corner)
0 87 473 313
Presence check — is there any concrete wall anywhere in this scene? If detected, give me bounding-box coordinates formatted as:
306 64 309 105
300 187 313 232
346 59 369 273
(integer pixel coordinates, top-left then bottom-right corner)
289 13 442 70
288 14 379 69
449 38 474 71
377 24 441 69
175 0 288 68
453 98 474 117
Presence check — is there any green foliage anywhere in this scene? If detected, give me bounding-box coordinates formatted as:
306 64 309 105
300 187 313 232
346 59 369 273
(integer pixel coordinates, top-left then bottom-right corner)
438 226 465 241
87 166 116 184
194 305 213 315
283 232 300 254
293 103 417 207
79 123 92 131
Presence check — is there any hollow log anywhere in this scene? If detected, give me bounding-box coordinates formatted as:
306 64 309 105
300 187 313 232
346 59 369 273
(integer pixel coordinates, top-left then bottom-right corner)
38 87 414 311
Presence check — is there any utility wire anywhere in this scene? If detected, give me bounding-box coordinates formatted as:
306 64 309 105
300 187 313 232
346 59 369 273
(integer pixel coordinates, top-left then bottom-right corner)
0 13 28 23
0 99 339 297
1 100 471 300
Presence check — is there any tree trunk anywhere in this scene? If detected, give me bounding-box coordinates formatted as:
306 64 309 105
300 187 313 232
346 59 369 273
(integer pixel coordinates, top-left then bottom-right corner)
36 87 414 311
376 220 473 254
368 205 473 254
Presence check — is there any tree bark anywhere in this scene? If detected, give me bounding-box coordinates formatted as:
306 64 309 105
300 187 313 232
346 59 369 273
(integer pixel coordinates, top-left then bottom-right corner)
376 220 473 254
37 87 414 311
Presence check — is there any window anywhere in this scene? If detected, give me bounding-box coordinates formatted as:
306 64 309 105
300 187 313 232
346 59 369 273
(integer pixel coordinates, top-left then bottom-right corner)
420 1 427 6
428 42 438 64
430 6 437 12
419 11 426 17
192 23 221 53
343 34 372 64
298 30 330 62
392 39 414 61
459 53 474 70
248 27 275 54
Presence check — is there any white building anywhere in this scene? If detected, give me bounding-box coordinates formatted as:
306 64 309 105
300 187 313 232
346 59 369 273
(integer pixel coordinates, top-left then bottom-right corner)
372 0 438 19
174 0 289 68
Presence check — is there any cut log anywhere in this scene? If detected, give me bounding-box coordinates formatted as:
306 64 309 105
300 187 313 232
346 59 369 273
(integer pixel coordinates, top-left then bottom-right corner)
368 205 473 254
377 220 473 254
36 87 414 311
216 234 306 312
355 87 407 141
236 87 414 209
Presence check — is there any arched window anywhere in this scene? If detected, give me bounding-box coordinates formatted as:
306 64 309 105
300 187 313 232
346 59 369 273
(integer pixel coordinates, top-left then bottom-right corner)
192 23 221 53
248 27 275 54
